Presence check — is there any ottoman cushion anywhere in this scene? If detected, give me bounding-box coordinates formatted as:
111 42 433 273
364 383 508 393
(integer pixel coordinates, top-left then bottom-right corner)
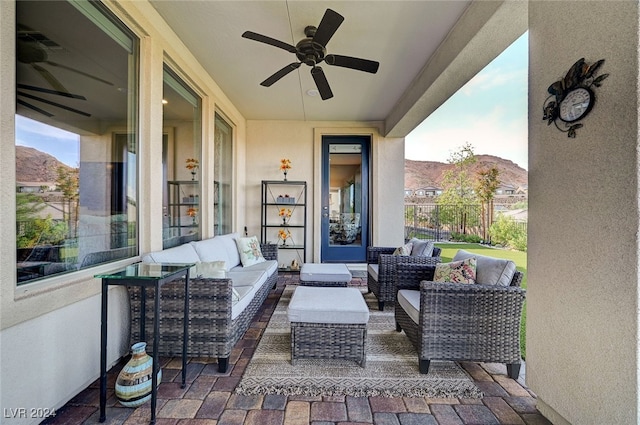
288 286 369 324
300 263 352 282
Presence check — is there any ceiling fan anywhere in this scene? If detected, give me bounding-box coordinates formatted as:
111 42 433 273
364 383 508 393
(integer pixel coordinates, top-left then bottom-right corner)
16 25 114 118
242 8 379 100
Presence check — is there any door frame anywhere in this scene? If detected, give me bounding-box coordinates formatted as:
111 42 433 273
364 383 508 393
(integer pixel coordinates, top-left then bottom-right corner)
313 128 375 263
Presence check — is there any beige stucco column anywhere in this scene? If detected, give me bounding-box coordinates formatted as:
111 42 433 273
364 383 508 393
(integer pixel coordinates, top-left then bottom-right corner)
528 2 639 424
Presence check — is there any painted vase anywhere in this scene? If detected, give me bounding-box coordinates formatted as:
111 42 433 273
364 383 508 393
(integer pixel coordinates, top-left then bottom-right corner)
115 342 162 407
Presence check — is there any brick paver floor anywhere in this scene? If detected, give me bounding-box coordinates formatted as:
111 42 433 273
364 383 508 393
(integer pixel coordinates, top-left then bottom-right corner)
44 273 551 425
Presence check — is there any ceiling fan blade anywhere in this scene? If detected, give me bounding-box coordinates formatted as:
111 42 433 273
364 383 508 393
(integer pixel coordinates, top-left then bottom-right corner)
312 9 344 47
18 91 91 117
32 63 69 94
311 66 333 100
45 61 114 86
17 98 54 117
17 83 86 100
325 54 379 74
242 31 297 53
261 62 301 87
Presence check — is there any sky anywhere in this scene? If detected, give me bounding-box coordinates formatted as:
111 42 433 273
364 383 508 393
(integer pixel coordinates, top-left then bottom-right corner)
405 32 528 170
16 115 80 168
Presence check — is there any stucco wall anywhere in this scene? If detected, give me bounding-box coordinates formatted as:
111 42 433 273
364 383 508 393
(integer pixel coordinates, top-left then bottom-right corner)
0 1 248 421
245 120 405 263
528 2 639 424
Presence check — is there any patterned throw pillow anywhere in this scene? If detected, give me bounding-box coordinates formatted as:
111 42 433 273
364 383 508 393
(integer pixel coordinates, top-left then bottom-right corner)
392 242 413 256
235 236 266 267
433 257 477 284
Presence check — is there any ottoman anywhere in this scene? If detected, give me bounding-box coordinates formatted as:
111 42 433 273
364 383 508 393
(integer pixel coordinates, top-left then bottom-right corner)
287 286 370 367
299 263 352 287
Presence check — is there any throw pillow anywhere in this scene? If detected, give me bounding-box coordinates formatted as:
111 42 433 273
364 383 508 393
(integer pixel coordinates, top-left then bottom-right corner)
409 238 435 257
392 242 413 256
433 257 477 284
453 249 516 286
235 236 266 267
196 261 227 278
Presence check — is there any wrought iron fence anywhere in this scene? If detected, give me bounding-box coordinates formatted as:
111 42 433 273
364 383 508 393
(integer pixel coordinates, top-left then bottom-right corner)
404 204 527 242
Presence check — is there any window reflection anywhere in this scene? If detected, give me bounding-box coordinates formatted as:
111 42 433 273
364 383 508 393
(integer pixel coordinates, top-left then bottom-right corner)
15 0 139 285
162 67 202 248
328 144 363 246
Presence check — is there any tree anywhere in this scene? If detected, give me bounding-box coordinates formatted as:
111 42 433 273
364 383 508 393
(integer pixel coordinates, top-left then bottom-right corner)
437 143 478 234
56 166 79 239
475 166 500 241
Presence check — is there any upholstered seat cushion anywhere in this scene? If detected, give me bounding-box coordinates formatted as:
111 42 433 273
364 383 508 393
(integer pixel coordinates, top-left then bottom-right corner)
190 237 230 269
397 289 420 324
453 249 517 286
288 286 369 324
367 263 379 281
300 263 352 283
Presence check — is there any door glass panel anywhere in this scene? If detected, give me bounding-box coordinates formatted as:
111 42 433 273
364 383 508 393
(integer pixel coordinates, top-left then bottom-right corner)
328 144 362 246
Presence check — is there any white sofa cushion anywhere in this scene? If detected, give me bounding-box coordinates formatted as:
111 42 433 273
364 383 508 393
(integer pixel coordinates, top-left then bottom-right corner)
190 238 230 270
397 289 421 325
453 249 516 286
227 270 268 288
218 233 241 268
230 259 278 276
142 243 200 265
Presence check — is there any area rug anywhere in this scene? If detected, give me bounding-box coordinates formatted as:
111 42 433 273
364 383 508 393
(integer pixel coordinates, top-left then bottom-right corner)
235 285 483 398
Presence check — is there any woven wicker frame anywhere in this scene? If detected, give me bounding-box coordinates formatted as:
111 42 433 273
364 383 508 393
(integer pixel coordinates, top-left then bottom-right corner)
366 246 441 310
128 243 277 372
290 322 367 367
394 262 525 378
299 280 348 287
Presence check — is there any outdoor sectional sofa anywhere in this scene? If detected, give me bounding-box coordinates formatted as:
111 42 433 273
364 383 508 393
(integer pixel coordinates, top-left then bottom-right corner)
128 233 278 373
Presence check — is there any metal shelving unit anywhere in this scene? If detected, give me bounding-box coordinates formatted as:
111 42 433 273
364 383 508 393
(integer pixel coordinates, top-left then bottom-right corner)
261 180 307 271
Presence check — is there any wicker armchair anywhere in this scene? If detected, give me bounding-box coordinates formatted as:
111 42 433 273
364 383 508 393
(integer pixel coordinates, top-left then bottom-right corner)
394 262 525 379
366 245 441 311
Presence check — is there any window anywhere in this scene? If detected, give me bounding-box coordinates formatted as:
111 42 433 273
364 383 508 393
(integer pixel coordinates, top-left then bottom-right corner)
15 0 139 285
214 114 233 235
162 66 202 248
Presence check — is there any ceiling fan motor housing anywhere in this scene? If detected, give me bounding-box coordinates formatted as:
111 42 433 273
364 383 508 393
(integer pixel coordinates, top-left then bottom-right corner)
296 26 326 66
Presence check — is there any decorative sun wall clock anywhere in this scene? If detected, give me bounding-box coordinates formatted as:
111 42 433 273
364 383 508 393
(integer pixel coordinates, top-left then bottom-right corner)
542 58 608 138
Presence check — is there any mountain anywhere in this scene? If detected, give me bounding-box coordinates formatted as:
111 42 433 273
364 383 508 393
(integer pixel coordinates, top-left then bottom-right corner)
405 155 527 189
15 146 74 182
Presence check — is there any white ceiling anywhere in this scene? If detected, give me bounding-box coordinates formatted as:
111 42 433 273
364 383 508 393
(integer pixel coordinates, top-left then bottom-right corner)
149 1 471 123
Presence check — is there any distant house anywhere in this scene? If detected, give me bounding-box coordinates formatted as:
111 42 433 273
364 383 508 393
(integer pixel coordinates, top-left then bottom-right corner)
495 184 517 195
16 181 56 193
413 186 442 197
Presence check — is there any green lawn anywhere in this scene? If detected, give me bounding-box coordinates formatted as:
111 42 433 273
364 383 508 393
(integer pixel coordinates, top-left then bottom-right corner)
434 243 527 359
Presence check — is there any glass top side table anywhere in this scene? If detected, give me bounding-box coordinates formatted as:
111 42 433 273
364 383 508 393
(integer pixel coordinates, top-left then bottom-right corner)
97 262 195 425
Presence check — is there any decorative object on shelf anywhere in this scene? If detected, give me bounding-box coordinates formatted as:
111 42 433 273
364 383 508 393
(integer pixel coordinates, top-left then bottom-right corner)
115 342 162 407
542 58 608 138
279 158 292 181
276 194 295 204
279 207 292 225
187 207 198 225
291 259 299 271
186 158 199 180
278 228 291 246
